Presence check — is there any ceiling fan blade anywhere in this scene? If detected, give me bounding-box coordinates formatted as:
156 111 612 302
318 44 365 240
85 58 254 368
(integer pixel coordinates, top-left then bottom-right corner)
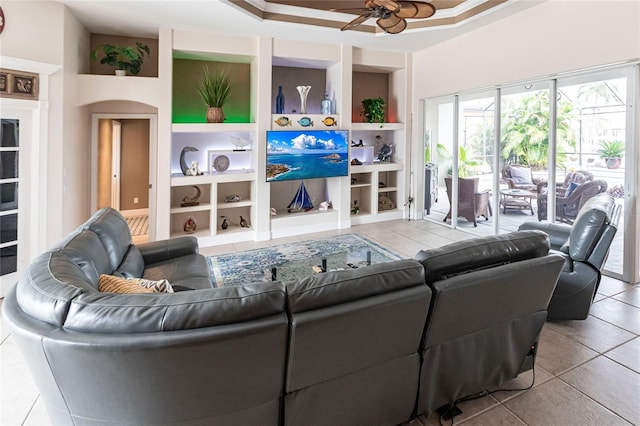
395 1 436 19
330 7 374 14
341 13 373 31
369 0 400 12
377 15 407 34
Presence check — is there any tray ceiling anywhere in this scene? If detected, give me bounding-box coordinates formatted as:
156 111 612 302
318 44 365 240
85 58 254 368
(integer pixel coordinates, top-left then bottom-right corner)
232 0 508 34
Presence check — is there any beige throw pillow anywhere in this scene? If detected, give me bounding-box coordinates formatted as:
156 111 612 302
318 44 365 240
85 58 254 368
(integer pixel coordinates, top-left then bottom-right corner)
98 274 154 294
98 275 174 294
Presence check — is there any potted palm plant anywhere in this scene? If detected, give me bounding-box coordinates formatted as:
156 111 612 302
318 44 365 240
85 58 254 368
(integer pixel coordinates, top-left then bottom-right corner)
596 140 624 169
90 42 150 76
196 66 232 123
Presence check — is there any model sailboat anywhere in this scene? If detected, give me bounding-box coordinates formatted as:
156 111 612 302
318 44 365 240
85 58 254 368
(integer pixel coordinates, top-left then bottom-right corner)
288 181 314 213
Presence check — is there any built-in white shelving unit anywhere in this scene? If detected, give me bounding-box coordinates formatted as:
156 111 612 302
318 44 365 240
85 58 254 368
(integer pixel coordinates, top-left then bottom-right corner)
87 31 412 245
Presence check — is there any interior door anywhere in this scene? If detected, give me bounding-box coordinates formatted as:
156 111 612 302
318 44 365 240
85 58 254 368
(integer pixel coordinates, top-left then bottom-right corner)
0 109 32 295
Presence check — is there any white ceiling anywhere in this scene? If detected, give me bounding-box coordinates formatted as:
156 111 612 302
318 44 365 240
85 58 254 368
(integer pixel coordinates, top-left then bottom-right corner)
56 0 543 53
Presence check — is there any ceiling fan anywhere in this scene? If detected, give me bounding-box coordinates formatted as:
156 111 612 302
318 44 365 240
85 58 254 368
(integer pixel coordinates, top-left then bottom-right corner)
332 0 436 34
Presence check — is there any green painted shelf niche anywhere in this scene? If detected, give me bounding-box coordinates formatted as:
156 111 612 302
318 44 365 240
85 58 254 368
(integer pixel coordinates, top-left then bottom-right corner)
172 58 251 124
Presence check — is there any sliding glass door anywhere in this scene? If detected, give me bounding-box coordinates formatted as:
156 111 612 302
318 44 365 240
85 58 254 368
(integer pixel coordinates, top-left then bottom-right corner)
556 69 631 278
422 65 638 282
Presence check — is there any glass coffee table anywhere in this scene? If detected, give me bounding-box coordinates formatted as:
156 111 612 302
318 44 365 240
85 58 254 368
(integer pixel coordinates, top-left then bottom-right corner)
270 249 373 281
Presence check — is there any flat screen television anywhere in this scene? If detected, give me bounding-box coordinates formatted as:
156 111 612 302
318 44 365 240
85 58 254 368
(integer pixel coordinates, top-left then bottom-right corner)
266 130 349 182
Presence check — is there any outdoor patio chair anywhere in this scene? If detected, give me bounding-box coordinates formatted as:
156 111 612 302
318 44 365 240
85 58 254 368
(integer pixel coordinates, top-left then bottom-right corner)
443 177 491 227
540 170 595 195
502 164 544 193
537 179 608 223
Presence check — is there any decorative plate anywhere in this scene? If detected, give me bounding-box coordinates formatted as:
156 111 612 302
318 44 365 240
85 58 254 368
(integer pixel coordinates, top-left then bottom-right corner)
213 155 230 172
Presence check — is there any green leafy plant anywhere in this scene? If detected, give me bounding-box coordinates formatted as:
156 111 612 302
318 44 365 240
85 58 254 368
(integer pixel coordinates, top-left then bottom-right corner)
196 66 232 108
596 140 625 159
90 42 150 75
361 97 386 123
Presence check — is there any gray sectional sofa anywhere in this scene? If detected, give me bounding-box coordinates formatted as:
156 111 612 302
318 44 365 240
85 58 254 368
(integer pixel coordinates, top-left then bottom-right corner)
3 207 564 425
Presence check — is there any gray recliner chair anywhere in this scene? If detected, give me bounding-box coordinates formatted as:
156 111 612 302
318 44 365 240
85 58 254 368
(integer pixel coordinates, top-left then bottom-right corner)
414 230 564 417
519 193 620 320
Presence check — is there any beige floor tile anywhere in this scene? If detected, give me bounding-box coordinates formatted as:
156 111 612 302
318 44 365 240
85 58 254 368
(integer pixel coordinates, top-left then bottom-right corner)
590 298 640 334
458 404 527 425
560 356 640 424
503 378 631 426
536 327 598 375
489 365 554 403
544 315 637 353
0 336 40 426
605 337 640 374
232 239 272 252
613 286 640 309
198 243 236 256
23 396 52 426
597 275 633 297
419 394 500 425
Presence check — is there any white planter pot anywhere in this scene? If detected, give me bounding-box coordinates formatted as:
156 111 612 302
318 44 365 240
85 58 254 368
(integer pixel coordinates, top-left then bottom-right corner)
115 69 126 76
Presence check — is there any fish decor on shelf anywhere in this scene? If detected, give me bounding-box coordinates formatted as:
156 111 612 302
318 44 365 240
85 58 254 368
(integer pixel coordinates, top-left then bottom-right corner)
274 116 292 127
288 181 314 213
298 117 314 127
322 116 337 127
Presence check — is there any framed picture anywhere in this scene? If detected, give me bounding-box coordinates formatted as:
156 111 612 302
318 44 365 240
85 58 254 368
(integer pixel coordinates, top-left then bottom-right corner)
0 72 7 93
0 69 39 100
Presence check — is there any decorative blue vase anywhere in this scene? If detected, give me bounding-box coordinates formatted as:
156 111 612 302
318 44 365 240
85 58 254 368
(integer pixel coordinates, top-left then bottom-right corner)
276 85 285 114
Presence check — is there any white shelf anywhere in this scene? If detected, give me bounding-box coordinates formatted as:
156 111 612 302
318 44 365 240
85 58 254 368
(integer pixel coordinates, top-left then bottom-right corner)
217 200 253 210
350 122 404 131
351 163 403 173
172 123 257 133
351 183 371 188
171 229 211 239
170 203 212 214
378 186 398 192
171 171 256 186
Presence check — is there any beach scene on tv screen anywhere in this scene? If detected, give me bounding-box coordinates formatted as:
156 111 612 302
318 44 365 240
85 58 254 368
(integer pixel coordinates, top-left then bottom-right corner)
266 130 349 181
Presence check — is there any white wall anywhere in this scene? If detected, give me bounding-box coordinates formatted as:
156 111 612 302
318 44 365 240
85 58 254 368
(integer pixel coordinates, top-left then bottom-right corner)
62 7 92 233
412 1 640 98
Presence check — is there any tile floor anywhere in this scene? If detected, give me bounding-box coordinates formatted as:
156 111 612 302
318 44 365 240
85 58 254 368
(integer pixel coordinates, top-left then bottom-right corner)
1 219 639 426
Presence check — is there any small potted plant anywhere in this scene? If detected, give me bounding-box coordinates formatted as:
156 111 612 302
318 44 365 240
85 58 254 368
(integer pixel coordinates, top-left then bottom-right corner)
90 42 150 76
361 97 386 123
596 140 625 169
196 66 232 123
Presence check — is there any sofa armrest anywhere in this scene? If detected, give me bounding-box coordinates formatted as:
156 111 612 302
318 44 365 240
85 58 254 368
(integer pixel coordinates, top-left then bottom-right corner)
137 236 199 265
518 222 571 250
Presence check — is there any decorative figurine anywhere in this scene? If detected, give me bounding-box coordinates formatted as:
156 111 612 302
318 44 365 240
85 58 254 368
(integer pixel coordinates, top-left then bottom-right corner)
220 216 229 230
183 216 197 233
180 146 198 176
377 144 392 162
186 160 202 176
180 186 201 207
224 194 241 203
239 216 250 228
351 200 360 215
230 135 251 151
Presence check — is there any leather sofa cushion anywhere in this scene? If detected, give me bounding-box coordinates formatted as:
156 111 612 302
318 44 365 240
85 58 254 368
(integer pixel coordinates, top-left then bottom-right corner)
143 254 213 290
16 252 94 327
568 194 614 261
415 230 550 284
85 208 133 271
56 229 111 287
64 281 287 333
116 245 145 278
286 259 425 313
